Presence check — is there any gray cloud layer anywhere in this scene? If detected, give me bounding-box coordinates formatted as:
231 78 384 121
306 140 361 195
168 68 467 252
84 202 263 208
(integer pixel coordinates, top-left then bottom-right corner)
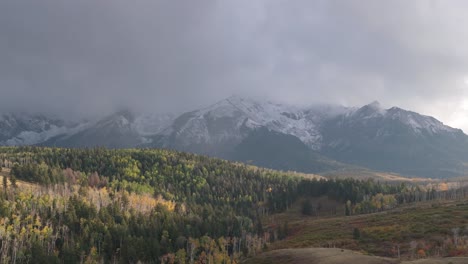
1 1 468 130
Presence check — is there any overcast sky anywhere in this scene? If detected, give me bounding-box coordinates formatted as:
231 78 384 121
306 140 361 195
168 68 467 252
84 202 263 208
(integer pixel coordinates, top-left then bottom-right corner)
1 1 468 130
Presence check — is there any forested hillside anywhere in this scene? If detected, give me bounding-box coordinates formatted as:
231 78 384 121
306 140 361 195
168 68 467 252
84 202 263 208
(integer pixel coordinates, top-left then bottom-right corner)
0 147 409 263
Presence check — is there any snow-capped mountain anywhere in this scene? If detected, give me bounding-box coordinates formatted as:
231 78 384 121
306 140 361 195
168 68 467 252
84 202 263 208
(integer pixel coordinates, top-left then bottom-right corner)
0 113 81 146
1 96 467 178
146 97 468 178
340 101 458 135
43 110 175 148
321 101 468 177
155 96 347 152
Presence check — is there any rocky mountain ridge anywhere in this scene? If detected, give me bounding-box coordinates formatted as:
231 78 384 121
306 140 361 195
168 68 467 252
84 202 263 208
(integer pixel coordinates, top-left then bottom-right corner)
1 96 466 178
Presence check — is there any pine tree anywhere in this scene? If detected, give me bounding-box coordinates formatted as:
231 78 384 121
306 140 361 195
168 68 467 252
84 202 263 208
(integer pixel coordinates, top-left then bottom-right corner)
2 174 7 196
353 228 361 240
301 199 313 216
9 174 16 189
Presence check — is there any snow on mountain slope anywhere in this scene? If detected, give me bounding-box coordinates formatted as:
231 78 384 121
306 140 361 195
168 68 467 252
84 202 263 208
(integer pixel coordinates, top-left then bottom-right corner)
4 122 89 146
0 113 81 146
145 96 465 156
226 96 323 149
341 101 459 136
386 107 458 135
320 101 468 178
0 109 178 147
162 96 351 150
0 97 463 154
46 110 177 147
2 97 468 177
133 113 176 136
160 99 249 148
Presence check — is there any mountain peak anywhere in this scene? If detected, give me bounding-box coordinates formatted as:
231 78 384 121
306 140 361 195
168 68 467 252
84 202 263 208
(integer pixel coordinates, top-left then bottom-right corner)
353 100 386 117
225 94 246 102
225 95 260 108
366 100 382 109
114 108 135 121
96 109 136 129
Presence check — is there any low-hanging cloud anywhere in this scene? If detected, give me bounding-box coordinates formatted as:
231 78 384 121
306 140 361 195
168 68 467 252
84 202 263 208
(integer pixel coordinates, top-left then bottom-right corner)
1 0 468 130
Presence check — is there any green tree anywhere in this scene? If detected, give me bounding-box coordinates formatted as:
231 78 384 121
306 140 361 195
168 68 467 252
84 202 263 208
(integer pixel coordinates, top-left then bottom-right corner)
353 228 361 240
301 199 313 216
9 174 17 189
2 174 7 195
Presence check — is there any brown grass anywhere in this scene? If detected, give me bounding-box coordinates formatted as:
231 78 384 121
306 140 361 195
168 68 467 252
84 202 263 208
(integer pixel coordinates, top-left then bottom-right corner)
259 198 468 262
245 248 468 264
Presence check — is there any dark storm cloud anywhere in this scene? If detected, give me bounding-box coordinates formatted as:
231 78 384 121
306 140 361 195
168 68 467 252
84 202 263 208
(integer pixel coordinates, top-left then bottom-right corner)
1 0 468 129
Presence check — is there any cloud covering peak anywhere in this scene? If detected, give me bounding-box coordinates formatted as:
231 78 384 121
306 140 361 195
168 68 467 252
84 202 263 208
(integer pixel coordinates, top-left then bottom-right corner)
1 0 468 130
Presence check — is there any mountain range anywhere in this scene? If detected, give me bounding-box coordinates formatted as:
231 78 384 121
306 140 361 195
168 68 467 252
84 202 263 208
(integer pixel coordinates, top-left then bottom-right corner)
2 96 467 178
